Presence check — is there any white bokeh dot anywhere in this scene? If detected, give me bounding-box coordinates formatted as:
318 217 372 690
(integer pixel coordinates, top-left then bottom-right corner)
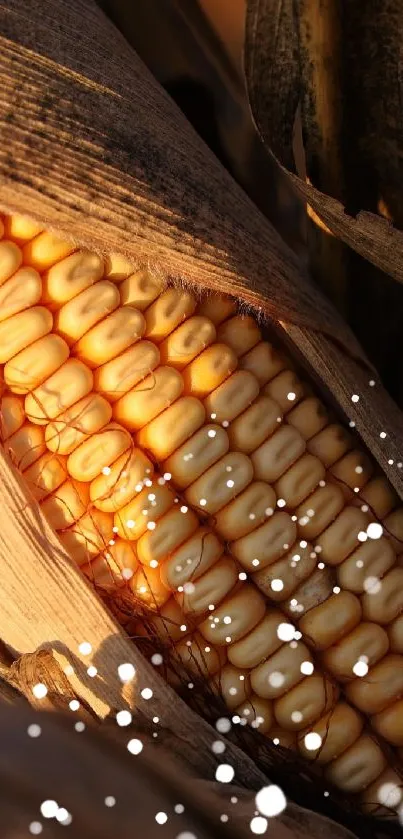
363 575 382 595
40 800 58 819
212 740 226 754
155 812 168 824
304 732 322 751
268 671 285 689
255 785 287 817
277 623 295 642
353 660 369 677
215 764 234 783
216 717 231 734
118 663 136 683
32 683 47 700
28 724 41 738
105 797 116 808
377 782 402 808
56 809 72 825
367 522 383 540
127 738 143 755
250 816 268 834
151 653 163 666
29 822 43 835
141 688 153 700
116 710 132 727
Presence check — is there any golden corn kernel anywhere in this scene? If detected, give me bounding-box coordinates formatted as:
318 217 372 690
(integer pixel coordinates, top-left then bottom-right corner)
298 591 362 651
182 344 238 399
176 555 238 616
0 267 42 322
239 341 286 385
203 370 259 424
227 610 285 669
216 314 261 357
55 280 120 345
45 392 112 455
325 735 387 793
74 306 145 368
119 269 165 308
94 340 160 403
251 641 312 699
23 231 76 270
227 395 282 454
159 315 216 369
322 623 390 682
251 425 306 483
59 509 114 566
25 359 93 425
41 479 90 530
6 422 47 470
104 254 137 284
144 288 196 342
0 306 53 363
67 423 131 482
114 482 175 541
3 214 43 244
0 240 23 286
297 703 363 765
137 396 206 460
24 452 67 501
160 527 223 590
185 452 254 515
196 293 236 325
0 393 25 439
113 366 183 430
41 251 104 308
137 505 199 567
231 512 297 572
4 333 70 394
163 424 229 490
213 481 276 542
90 447 153 512
252 541 317 601
199 584 266 646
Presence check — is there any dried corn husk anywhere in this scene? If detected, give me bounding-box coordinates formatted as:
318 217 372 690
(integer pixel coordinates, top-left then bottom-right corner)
0 3 402 837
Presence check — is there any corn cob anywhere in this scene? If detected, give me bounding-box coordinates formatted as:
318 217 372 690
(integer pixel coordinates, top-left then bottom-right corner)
1 214 403 816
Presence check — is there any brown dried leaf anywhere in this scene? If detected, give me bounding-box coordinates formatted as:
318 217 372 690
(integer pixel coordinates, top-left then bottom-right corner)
244 0 403 284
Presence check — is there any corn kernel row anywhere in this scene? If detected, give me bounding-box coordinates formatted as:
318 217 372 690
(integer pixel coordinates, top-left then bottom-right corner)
0 216 402 814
